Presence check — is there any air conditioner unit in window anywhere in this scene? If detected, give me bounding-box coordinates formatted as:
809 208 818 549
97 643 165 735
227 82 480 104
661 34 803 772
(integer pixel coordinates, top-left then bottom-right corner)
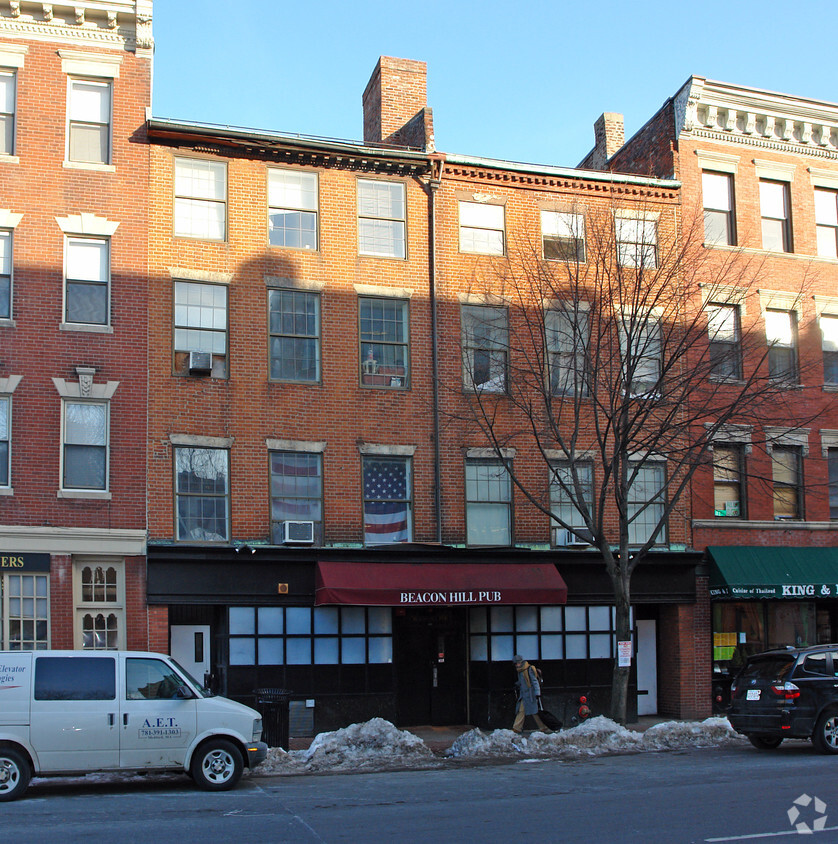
280 520 315 544
554 527 593 547
188 350 213 374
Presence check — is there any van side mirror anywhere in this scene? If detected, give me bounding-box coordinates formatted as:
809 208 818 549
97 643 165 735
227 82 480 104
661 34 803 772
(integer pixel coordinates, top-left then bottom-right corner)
174 684 195 700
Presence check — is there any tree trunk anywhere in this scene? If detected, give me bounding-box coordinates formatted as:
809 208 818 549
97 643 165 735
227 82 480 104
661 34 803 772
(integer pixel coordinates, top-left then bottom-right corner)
609 572 633 725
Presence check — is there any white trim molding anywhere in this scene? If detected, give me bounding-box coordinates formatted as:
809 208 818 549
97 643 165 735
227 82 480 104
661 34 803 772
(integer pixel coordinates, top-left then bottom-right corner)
56 212 119 237
0 525 146 555
466 447 516 459
820 429 838 457
171 267 233 284
266 438 326 453
358 443 417 456
59 49 122 78
706 422 754 454
763 425 810 455
169 434 234 449
695 149 740 174
0 210 23 228
0 44 28 68
0 375 22 394
753 159 797 182
354 283 413 299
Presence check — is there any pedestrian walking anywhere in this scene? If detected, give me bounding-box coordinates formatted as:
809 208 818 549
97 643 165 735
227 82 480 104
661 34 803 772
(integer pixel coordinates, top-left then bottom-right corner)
512 655 552 734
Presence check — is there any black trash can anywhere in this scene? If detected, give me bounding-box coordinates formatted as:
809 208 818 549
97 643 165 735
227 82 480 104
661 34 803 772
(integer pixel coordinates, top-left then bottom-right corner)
253 688 292 750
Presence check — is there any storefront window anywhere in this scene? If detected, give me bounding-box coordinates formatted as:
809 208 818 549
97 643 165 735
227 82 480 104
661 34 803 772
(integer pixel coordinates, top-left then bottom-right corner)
1 574 49 649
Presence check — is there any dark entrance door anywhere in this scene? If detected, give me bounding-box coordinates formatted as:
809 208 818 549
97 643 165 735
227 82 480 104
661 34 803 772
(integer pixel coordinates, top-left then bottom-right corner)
394 607 467 726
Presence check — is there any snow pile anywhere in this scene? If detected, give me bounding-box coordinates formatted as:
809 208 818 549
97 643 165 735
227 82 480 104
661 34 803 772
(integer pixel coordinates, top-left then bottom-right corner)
445 727 531 758
641 716 744 750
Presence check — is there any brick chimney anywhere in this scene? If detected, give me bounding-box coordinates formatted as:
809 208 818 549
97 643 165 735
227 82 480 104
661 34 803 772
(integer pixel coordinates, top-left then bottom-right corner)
363 56 434 151
581 112 625 170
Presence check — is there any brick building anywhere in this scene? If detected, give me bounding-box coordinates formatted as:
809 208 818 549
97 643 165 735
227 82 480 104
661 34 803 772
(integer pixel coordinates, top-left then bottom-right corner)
0 2 152 652
144 56 709 732
593 77 838 710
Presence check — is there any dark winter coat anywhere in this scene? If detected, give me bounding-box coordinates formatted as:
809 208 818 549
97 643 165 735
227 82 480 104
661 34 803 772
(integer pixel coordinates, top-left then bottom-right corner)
515 662 541 715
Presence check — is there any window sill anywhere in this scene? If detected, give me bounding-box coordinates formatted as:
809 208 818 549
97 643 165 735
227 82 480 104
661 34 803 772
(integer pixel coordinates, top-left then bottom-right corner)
60 322 113 334
269 378 321 386
705 243 823 264
458 250 507 258
58 490 111 500
0 154 19 165
268 243 319 254
358 251 407 261
63 160 115 173
693 518 837 530
0 487 13 496
708 376 746 386
0 318 15 329
823 384 838 393
173 233 228 244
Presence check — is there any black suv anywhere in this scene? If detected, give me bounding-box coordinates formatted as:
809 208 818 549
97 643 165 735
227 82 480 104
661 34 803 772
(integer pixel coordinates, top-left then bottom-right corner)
728 644 838 752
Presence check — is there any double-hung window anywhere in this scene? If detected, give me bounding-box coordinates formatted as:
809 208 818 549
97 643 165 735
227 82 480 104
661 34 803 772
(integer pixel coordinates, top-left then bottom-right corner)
74 559 125 650
620 316 662 395
0 395 9 487
65 236 109 326
459 202 505 255
62 400 108 491
616 216 657 268
465 458 512 546
541 211 585 262
174 446 230 542
174 158 227 241
550 460 593 536
828 448 838 520
0 573 49 649
0 70 15 156
173 281 228 378
772 446 803 520
627 462 666 545
765 308 798 383
268 288 320 382
357 180 405 258
707 303 742 380
815 188 838 259
462 305 508 393
760 180 792 252
270 451 323 545
713 445 745 518
359 297 409 388
0 229 11 320
702 171 736 246
546 306 588 396
821 314 838 385
68 78 111 165
268 169 318 250
362 456 412 545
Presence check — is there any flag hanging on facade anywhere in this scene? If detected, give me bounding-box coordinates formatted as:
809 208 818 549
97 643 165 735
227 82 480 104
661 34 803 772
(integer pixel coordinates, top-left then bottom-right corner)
363 458 411 544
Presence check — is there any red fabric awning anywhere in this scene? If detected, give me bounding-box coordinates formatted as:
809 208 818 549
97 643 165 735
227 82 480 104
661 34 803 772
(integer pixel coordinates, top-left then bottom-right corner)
315 561 567 607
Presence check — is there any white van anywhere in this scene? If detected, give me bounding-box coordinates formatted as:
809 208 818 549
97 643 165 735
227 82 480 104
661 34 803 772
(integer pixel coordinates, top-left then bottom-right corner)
0 650 268 801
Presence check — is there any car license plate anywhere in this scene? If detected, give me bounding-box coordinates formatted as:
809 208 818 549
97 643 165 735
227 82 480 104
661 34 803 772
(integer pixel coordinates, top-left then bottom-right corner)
746 689 761 701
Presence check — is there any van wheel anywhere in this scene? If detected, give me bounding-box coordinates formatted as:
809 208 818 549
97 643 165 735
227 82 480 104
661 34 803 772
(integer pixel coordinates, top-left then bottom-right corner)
813 712 838 754
0 748 30 802
190 740 243 791
748 735 783 750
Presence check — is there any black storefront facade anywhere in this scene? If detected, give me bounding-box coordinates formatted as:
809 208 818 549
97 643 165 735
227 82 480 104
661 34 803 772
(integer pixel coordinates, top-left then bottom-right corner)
147 544 704 734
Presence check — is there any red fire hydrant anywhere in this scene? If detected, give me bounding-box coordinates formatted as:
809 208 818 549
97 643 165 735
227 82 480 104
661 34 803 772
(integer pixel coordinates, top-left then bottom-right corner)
577 695 591 721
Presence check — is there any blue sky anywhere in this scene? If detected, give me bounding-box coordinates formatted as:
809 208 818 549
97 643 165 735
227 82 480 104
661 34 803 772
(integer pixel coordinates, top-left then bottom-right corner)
151 1 837 169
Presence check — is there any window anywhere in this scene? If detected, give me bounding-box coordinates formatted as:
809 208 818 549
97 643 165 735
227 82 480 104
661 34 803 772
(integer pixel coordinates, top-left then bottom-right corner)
466 458 512 546
829 449 838 520
621 317 662 395
815 188 838 259
459 202 504 255
268 169 318 250
359 297 409 388
174 158 226 241
0 229 11 319
821 314 838 385
1 574 49 649
65 236 108 326
702 171 736 246
270 451 323 545
173 281 228 377
760 180 792 252
67 78 111 165
174 446 230 542
541 211 585 261
357 180 405 258
462 305 508 393
62 400 108 491
0 395 8 487
772 446 803 520
627 462 666 545
550 461 593 533
765 309 798 383
126 658 185 700
713 445 745 518
546 306 588 396
707 303 742 380
34 656 114 700
268 288 320 382
228 606 393 666
616 217 657 268
362 456 412 545
74 559 125 650
0 70 15 156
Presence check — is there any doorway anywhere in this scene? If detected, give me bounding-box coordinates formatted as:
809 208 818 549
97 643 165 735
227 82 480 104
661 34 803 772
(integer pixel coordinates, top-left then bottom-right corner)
636 619 658 715
170 624 211 686
394 608 468 726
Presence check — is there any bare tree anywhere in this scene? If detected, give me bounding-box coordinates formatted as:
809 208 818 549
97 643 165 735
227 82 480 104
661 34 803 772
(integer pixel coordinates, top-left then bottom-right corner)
449 199 820 723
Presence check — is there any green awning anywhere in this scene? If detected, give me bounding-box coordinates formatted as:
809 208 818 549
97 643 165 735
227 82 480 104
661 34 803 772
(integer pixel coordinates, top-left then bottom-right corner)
708 546 838 599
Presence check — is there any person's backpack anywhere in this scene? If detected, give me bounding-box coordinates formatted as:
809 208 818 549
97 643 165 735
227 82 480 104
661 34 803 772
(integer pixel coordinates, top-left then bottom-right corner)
532 664 544 684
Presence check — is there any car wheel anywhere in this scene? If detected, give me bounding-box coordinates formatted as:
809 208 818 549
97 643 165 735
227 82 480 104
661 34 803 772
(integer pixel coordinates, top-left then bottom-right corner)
813 711 838 755
748 735 783 750
0 748 31 802
190 739 243 791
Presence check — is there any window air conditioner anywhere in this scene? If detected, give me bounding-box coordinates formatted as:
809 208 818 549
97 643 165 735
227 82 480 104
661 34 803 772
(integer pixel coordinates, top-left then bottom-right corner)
188 350 213 374
554 527 592 547
280 520 315 544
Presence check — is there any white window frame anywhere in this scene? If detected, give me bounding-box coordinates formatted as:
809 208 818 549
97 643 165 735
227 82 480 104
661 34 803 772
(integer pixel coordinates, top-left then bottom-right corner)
707 302 742 380
821 313 838 386
358 296 410 389
541 211 585 262
357 179 406 259
815 187 838 259
627 460 666 546
72 557 126 650
713 444 746 519
546 304 589 396
759 179 793 253
173 443 231 543
269 448 324 545
461 304 509 393
268 168 319 250
0 69 16 157
64 235 110 327
765 308 799 384
0 394 10 489
549 460 593 535
465 456 512 546
61 398 109 493
702 171 736 246
619 315 662 396
174 157 228 241
0 572 49 649
615 214 657 268
0 228 11 321
771 446 804 521
66 76 112 166
268 287 321 383
361 454 413 546
173 280 229 378
459 201 505 256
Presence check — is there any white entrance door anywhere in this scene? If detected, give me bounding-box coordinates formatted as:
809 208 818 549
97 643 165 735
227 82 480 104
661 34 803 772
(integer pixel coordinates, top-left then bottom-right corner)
636 619 658 716
170 625 211 685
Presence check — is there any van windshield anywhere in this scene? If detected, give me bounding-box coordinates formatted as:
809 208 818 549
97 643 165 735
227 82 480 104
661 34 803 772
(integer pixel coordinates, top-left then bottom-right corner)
171 659 215 698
